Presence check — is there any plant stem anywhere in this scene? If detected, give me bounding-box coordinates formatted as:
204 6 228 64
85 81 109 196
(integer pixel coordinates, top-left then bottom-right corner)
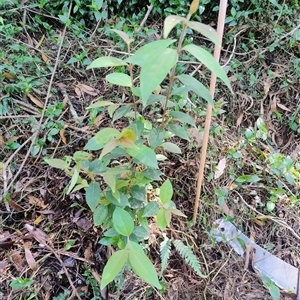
161 18 189 128
127 43 137 119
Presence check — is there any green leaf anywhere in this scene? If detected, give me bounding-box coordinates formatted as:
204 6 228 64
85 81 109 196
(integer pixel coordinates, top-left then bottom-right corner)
143 201 159 217
84 136 104 151
113 207 134 236
164 15 185 38
168 123 190 141
170 111 195 127
149 127 165 149
156 208 168 230
73 151 92 161
111 29 133 44
106 72 132 87
100 139 118 159
187 21 220 46
141 48 178 107
127 145 158 168
10 278 33 290
269 284 280 300
160 235 172 276
177 74 213 105
182 44 232 92
133 226 149 239
93 205 108 226
87 100 114 109
160 179 173 204
112 105 132 122
125 39 176 66
128 245 161 289
95 128 120 144
173 239 206 278
44 158 68 170
103 172 116 193
67 169 79 194
130 185 146 201
100 249 128 290
86 182 100 212
87 56 127 69
161 142 181 154
235 175 261 184
168 208 187 217
145 94 167 108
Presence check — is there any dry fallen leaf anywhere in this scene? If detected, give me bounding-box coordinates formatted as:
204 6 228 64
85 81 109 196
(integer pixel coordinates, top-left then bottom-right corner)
214 157 226 179
34 215 44 225
24 241 37 270
0 135 5 147
27 93 44 108
290 144 300 160
10 250 25 272
277 102 292 112
7 200 24 212
4 72 17 80
41 52 50 64
188 128 203 148
59 125 68 144
236 113 243 127
27 195 47 209
76 83 98 96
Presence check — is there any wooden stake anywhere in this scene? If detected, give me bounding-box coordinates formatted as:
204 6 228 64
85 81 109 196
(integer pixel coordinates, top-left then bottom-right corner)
193 0 228 224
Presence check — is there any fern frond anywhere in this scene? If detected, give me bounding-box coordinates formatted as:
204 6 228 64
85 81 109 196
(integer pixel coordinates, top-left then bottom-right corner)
160 234 172 276
53 289 70 300
173 239 205 278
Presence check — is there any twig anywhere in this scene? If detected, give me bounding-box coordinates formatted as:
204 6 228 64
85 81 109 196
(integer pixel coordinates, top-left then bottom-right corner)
222 26 248 68
245 22 300 64
25 225 82 300
136 4 153 32
193 0 228 224
233 190 300 240
4 3 72 200
0 115 41 119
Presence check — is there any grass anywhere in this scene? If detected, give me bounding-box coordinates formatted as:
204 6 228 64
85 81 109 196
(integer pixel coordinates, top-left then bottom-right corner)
0 1 300 299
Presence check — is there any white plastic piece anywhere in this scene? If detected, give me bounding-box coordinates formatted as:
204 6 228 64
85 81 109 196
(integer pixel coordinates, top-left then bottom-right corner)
211 218 299 295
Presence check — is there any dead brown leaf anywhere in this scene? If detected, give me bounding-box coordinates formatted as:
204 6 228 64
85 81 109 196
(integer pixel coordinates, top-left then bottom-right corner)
34 215 44 225
93 114 104 127
27 195 48 208
74 86 82 97
59 125 68 144
4 72 17 80
74 217 92 232
277 102 292 112
76 83 98 96
188 128 203 148
290 144 300 160
236 113 243 127
219 202 234 217
10 250 25 272
8 200 24 212
0 135 5 147
24 241 37 270
41 52 50 64
27 93 44 108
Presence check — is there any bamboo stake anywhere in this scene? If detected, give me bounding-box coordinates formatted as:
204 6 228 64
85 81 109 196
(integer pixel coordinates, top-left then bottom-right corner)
193 0 228 224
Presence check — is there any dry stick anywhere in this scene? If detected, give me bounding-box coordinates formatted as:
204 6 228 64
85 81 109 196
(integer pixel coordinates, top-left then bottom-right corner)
193 0 228 224
136 4 153 32
4 5 72 195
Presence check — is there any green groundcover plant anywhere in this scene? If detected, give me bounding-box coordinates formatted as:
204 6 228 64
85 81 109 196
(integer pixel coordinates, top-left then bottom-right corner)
46 0 231 290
